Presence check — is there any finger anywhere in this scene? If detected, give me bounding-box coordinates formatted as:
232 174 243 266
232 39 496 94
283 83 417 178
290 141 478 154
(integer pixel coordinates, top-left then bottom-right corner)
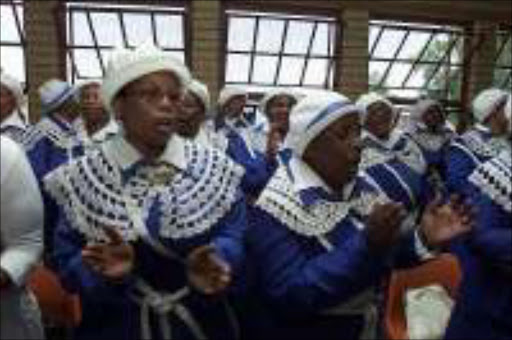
103 226 124 245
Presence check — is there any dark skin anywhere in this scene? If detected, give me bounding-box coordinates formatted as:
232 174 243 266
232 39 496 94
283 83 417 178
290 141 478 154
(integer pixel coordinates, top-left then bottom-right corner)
52 97 81 123
422 104 445 133
266 95 297 159
177 91 205 138
84 71 231 294
80 83 110 136
222 95 246 120
483 99 508 137
302 112 472 252
0 85 17 122
365 101 395 140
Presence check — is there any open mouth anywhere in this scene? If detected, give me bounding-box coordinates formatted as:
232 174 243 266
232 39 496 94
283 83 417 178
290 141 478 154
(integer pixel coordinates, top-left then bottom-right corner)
155 122 174 134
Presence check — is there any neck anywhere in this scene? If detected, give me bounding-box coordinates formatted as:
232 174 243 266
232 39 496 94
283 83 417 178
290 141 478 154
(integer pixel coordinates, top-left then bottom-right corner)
125 133 166 161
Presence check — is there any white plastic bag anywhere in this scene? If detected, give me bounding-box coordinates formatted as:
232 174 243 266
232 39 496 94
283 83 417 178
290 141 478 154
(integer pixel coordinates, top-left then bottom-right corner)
404 284 454 340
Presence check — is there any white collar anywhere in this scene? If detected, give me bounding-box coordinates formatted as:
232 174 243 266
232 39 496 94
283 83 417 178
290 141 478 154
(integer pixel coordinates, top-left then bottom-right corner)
1 111 26 130
106 134 187 171
474 123 490 134
363 129 402 150
193 125 210 147
91 119 119 142
288 156 356 201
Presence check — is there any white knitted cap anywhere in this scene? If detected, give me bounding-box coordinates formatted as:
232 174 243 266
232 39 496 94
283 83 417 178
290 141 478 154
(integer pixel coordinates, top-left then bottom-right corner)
356 92 395 124
38 79 77 115
218 86 248 109
259 88 302 115
412 98 444 120
283 91 361 156
101 42 191 113
0 72 25 109
186 79 210 112
472 88 508 123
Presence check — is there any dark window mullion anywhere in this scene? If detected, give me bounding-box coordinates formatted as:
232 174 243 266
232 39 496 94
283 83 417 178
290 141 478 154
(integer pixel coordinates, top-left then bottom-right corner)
85 9 105 76
378 29 410 87
10 2 24 45
273 19 289 85
401 31 437 87
369 26 384 58
299 21 318 86
422 34 461 90
248 17 260 83
494 32 511 66
150 11 159 46
118 11 130 48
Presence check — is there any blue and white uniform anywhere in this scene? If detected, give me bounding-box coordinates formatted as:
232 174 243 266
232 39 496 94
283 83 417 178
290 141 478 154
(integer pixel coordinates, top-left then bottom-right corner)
44 134 247 340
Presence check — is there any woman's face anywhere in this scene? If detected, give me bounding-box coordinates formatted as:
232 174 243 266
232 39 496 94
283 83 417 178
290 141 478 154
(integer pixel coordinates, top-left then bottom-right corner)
267 95 295 137
303 112 362 193
422 105 445 131
0 85 16 122
177 91 205 138
365 101 395 140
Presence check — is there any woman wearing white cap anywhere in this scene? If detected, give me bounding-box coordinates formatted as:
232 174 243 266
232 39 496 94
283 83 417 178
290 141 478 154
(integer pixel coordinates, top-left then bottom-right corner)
0 72 28 144
1 136 44 340
20 78 84 266
446 88 510 197
445 149 512 340
76 79 118 145
405 99 456 196
356 92 426 175
243 92 472 340
44 43 247 340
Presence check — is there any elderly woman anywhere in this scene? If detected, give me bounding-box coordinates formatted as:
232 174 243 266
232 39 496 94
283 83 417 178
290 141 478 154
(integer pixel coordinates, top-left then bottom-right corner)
243 92 472 340
356 92 426 175
76 79 118 145
1 136 44 340
446 88 510 197
446 149 512 340
258 88 301 160
0 72 28 143
44 43 247 340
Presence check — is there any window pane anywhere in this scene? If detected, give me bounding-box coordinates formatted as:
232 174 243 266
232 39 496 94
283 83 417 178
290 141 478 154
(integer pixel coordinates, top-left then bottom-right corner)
384 62 412 87
156 14 184 49
368 26 381 53
311 23 330 56
123 13 152 46
0 4 21 43
369 61 389 86
421 33 450 62
304 58 329 86
228 17 255 52
277 56 305 85
284 21 314 54
256 19 285 53
405 65 427 88
91 12 122 47
252 55 278 84
496 34 511 67
226 53 251 83
0 46 25 81
372 29 407 59
397 31 431 60
73 48 102 78
163 50 185 64
71 12 94 46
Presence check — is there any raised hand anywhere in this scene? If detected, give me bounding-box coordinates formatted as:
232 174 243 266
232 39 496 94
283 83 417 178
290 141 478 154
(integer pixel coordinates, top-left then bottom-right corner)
186 244 231 295
266 123 284 160
366 201 406 252
82 226 134 281
419 194 474 249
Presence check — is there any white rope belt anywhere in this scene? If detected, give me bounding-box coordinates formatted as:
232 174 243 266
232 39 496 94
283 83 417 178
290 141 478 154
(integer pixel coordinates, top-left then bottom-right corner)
131 279 207 340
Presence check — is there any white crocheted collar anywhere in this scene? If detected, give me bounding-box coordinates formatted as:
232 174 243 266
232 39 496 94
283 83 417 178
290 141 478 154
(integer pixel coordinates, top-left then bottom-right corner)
287 156 333 194
104 134 187 172
91 119 119 142
362 129 402 150
0 111 26 131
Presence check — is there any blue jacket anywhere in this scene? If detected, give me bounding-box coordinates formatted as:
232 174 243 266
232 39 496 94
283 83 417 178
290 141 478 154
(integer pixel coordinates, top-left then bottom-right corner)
44 136 248 340
445 155 512 340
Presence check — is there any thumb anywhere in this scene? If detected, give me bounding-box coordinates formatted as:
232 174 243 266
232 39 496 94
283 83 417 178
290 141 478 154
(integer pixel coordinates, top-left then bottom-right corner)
103 226 124 245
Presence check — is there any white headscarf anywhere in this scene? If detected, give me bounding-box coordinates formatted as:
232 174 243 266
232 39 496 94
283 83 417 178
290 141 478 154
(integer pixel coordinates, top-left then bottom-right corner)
186 79 210 112
258 88 301 116
283 91 361 157
356 92 396 124
217 86 248 109
101 42 191 113
472 88 508 123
